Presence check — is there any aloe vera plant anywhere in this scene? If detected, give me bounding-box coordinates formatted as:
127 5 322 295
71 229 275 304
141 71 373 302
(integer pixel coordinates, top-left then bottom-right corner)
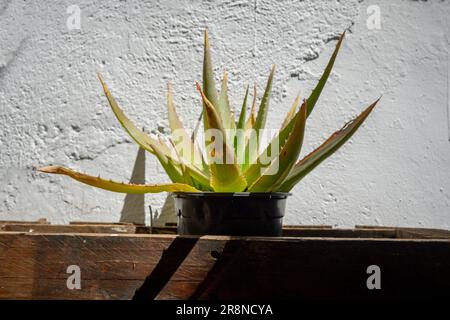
39 29 379 194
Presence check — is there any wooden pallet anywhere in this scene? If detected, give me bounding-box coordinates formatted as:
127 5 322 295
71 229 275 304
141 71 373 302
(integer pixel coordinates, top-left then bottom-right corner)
0 220 449 300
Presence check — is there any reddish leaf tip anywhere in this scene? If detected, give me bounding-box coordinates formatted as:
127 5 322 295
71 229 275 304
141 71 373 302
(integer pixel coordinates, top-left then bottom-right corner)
195 82 202 92
38 166 60 174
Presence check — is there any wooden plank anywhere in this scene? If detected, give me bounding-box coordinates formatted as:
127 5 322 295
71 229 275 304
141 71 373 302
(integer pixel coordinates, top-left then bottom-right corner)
355 225 397 230
283 225 333 229
1 232 450 300
0 218 48 225
0 224 139 234
283 226 450 239
143 226 177 235
356 225 450 239
2 224 450 239
191 237 450 300
395 228 450 239
69 221 136 226
0 224 179 235
282 228 397 238
0 233 218 300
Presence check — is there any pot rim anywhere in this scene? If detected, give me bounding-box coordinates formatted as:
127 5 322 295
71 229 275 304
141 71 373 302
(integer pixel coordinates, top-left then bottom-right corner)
172 192 291 198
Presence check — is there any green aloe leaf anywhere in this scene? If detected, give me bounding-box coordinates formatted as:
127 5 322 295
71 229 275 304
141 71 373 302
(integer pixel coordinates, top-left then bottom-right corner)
243 67 275 169
38 166 200 193
248 100 307 192
246 32 346 177
167 83 207 170
218 71 235 130
237 85 249 130
241 85 258 170
281 94 300 129
150 137 185 183
98 75 209 186
244 85 257 130
180 163 211 190
191 110 203 142
166 136 212 191
244 98 306 187
98 74 166 155
158 137 210 189
278 98 380 192
197 83 247 192
218 71 236 148
306 31 346 117
168 138 194 187
253 65 275 132
202 28 219 130
235 85 249 166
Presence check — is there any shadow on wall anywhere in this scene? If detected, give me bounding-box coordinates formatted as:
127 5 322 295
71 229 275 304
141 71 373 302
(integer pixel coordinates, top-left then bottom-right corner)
119 147 177 226
155 191 177 227
119 147 146 224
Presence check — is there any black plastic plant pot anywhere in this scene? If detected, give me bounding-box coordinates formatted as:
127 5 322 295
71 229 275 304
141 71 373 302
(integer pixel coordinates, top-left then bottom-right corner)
173 192 290 236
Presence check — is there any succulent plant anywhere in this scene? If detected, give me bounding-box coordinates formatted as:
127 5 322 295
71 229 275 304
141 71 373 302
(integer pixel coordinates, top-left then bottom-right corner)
39 29 379 193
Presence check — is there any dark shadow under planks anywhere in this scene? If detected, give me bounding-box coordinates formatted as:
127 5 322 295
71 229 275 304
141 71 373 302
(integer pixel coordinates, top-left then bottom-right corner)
1 230 450 300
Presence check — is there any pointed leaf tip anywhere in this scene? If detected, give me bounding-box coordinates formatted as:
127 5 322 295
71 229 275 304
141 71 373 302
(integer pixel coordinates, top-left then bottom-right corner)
195 82 202 93
305 29 346 117
39 166 200 193
204 28 211 52
38 166 61 174
278 97 379 192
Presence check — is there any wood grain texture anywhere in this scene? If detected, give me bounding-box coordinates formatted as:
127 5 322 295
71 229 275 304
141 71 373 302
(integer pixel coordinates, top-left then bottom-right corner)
0 224 450 300
0 224 138 234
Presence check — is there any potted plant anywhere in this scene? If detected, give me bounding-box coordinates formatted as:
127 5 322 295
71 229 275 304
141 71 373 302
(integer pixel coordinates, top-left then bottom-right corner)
39 29 379 236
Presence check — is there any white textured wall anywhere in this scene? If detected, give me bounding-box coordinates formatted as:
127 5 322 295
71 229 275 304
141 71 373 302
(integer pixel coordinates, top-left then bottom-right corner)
0 0 449 228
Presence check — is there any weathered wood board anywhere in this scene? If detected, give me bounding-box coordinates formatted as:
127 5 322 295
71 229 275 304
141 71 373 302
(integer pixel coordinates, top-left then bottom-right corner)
0 222 449 300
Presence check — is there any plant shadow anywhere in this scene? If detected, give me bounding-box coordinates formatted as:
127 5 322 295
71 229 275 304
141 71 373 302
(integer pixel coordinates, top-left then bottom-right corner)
119 147 146 225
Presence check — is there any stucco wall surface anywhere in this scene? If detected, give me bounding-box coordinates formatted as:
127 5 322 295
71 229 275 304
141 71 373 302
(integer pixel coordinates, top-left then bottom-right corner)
0 0 449 228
